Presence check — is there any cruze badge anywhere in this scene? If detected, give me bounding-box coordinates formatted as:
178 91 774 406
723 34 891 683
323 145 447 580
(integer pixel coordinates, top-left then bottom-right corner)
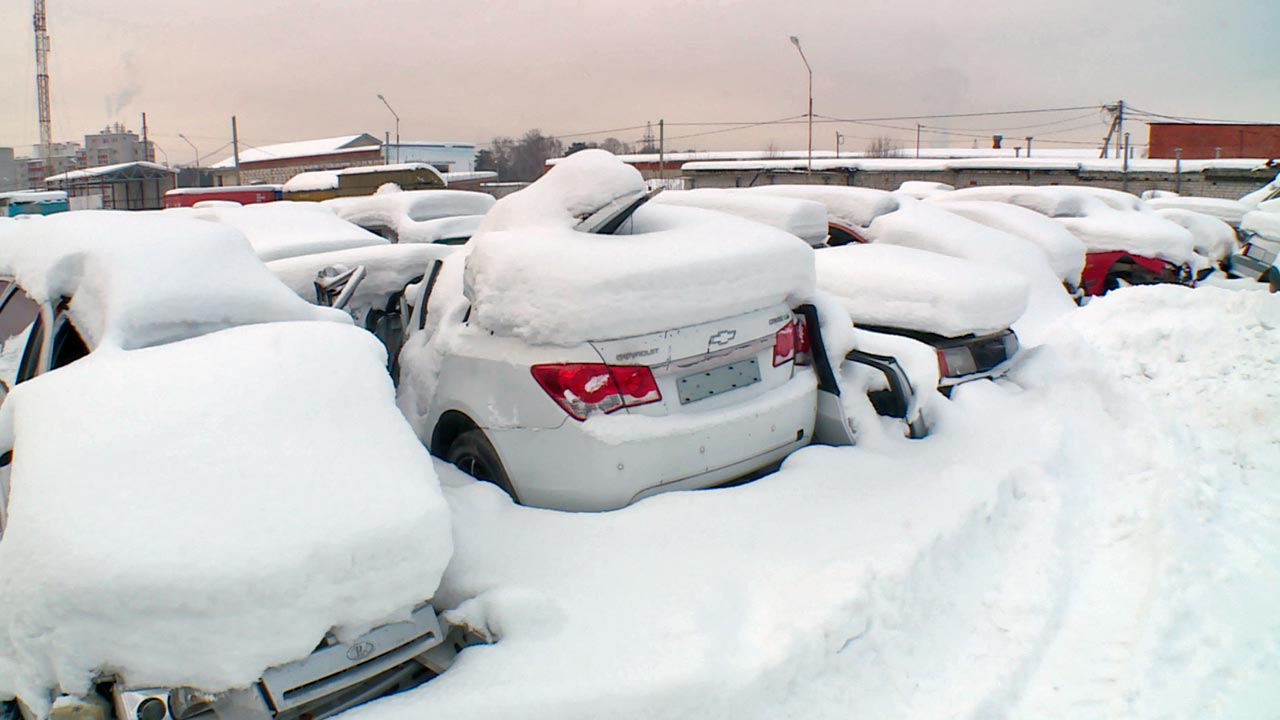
346 642 376 662
708 330 736 348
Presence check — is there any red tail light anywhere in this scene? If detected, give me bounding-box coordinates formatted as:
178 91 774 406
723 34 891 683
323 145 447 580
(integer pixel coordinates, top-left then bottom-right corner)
531 363 661 421
794 316 811 366
773 321 796 367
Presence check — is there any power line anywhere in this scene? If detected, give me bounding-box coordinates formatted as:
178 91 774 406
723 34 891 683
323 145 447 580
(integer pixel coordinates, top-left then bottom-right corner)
1125 105 1276 125
664 115 808 142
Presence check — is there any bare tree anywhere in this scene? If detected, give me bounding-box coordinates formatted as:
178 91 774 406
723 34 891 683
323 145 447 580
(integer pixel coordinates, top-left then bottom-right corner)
599 137 633 155
865 136 902 158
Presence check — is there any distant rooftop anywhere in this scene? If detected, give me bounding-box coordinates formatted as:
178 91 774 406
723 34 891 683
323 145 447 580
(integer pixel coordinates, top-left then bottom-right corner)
211 134 381 169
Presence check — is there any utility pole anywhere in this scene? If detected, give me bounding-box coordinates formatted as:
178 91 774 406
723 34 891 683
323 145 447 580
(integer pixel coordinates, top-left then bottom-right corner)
33 0 53 159
1122 131 1131 192
1174 147 1183 194
658 119 665 181
231 115 242 186
1025 136 1033 158
834 131 844 158
141 112 150 162
916 124 922 159
1100 100 1124 159
788 36 813 173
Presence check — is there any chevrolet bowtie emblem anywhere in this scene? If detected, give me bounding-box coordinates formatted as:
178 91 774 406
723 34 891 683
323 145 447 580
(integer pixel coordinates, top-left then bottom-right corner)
708 330 737 347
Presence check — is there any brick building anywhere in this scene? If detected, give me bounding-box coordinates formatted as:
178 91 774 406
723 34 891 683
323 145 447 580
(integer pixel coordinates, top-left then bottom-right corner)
1148 123 1280 160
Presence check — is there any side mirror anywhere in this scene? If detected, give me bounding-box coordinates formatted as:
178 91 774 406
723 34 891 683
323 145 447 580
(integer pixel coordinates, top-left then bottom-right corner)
314 265 367 311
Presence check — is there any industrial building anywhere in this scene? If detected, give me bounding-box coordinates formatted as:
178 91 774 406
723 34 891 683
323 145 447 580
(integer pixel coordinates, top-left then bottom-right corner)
1147 123 1280 160
210 134 476 186
44 161 177 211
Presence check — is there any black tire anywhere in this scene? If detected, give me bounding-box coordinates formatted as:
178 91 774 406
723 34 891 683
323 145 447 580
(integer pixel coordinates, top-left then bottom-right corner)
446 430 518 501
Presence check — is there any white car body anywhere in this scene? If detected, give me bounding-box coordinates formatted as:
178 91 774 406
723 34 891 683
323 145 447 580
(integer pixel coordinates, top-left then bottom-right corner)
1142 193 1251 227
926 199 1086 287
396 151 821 512
167 201 387 261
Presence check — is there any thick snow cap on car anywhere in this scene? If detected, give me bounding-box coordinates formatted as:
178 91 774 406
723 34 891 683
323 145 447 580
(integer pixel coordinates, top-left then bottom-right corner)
652 189 830 247
816 243 1029 337
0 211 347 351
461 150 816 346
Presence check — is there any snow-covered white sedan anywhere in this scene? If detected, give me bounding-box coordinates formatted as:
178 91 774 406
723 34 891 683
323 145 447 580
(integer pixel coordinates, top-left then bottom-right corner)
396 151 826 511
0 213 473 720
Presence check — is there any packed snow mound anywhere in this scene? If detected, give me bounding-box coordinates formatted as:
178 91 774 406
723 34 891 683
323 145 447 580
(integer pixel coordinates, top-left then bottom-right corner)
815 243 1028 336
465 202 815 345
0 321 451 712
747 184 900 232
1154 208 1237 262
861 197 1072 340
1242 209 1280 240
267 243 458 316
0 211 344 351
928 199 1086 284
325 190 496 242
1145 195 1249 226
171 201 387 261
394 214 485 244
653 189 830 246
476 149 646 233
936 186 1201 267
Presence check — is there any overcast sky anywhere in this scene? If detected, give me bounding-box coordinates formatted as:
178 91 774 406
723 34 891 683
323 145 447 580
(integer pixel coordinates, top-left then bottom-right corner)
1 0 1276 165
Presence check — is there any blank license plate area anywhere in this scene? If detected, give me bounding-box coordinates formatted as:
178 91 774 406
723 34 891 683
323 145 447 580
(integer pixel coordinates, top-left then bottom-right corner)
677 358 761 404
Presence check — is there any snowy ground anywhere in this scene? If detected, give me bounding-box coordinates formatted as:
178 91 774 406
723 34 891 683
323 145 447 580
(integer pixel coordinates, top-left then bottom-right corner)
347 283 1278 720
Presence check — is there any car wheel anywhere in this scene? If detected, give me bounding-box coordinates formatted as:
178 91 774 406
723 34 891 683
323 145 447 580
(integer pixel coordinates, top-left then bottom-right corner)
446 430 518 501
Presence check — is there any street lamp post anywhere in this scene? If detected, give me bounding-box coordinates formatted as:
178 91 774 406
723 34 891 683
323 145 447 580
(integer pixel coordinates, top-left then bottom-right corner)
377 93 401 164
789 35 813 173
178 133 200 169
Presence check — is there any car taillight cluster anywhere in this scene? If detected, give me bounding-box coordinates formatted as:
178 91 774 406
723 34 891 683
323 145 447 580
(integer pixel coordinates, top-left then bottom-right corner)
773 316 811 367
531 363 662 421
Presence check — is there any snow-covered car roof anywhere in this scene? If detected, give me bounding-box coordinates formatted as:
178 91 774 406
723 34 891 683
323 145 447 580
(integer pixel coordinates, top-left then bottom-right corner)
1241 209 1280 241
0 321 451 711
459 151 815 346
816 243 1028 337
895 180 955 199
652 188 830 246
746 185 901 231
169 201 387 261
1143 195 1250 227
398 214 486 245
928 199 1086 284
0 211 343 351
934 186 1201 268
267 243 458 314
1153 208 1237 262
324 188 496 244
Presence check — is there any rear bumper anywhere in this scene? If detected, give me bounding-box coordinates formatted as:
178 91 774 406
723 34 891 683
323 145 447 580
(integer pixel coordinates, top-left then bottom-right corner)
488 373 818 511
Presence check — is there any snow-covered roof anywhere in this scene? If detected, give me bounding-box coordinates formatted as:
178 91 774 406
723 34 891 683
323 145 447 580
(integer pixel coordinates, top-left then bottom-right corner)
1145 196 1250 226
896 181 955 199
441 171 500 184
652 189 830 246
0 320 450 711
0 190 66 203
211 134 381 169
746 185 901 230
43 161 176 183
1153 208 1237 262
461 150 815 345
816 243 1027 337
169 201 387 261
0 211 343 351
165 184 283 196
681 157 1278 174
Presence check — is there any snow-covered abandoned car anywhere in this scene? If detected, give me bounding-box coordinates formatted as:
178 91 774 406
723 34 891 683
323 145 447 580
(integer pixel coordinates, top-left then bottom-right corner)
0 212 477 720
324 188 495 244
1231 210 1280 290
930 185 1207 295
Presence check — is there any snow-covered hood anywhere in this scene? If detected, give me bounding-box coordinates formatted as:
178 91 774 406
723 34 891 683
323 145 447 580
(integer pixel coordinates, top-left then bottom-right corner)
1241 210 1280 242
170 201 387 261
815 243 1028 337
1153 208 1238 263
460 152 815 346
0 321 451 712
0 212 346 351
652 189 830 246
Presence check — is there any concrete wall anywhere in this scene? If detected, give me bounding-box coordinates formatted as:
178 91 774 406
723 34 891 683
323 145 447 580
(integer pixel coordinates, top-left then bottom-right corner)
684 165 1277 199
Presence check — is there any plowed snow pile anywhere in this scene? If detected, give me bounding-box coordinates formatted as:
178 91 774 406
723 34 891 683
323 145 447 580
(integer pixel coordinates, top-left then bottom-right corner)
347 284 1277 720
